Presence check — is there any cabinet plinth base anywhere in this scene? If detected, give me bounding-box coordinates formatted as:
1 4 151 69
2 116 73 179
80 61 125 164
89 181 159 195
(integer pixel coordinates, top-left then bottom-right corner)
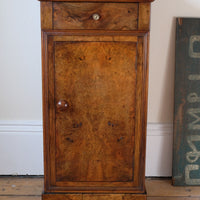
42 193 147 200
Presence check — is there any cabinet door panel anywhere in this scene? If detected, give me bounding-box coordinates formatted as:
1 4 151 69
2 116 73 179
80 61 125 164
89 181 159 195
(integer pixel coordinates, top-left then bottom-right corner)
44 33 147 192
55 41 136 182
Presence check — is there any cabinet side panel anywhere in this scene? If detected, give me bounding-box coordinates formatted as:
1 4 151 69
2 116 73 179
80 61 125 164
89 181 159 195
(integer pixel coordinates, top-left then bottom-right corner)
139 34 149 190
43 34 57 191
42 31 49 191
134 34 148 190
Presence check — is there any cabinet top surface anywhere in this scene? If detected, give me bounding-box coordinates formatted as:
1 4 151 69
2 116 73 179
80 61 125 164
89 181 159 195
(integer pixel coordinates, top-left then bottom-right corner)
39 0 154 2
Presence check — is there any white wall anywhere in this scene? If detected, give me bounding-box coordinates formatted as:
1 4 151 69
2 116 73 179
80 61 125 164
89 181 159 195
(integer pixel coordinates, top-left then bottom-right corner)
0 0 200 176
148 0 200 123
0 0 42 120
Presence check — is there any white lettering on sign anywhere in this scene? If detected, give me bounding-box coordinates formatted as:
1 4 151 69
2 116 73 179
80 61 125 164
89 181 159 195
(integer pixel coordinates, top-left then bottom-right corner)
186 135 200 163
187 108 200 130
185 164 200 185
188 75 200 81
189 35 200 58
184 37 200 185
187 93 200 103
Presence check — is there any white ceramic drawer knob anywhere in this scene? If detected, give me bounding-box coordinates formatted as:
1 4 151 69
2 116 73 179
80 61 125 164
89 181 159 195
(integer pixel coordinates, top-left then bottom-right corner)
92 13 100 21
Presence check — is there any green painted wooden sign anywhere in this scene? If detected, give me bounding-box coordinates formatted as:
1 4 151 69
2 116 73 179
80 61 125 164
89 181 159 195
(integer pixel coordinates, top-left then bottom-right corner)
173 18 200 186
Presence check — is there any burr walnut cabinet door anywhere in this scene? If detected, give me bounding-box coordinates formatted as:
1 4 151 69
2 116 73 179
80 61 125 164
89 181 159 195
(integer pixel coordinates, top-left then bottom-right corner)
43 33 148 193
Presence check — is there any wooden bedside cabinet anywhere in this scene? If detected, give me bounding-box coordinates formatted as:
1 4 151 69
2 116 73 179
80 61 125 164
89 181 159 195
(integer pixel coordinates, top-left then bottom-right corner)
39 0 154 199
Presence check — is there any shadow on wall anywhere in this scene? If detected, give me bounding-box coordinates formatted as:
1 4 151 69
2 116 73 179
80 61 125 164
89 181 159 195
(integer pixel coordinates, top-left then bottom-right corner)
158 17 176 123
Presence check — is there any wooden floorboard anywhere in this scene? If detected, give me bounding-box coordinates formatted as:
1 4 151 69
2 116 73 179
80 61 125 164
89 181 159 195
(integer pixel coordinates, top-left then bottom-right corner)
0 177 200 200
148 198 200 200
146 178 200 197
0 197 41 200
0 177 43 196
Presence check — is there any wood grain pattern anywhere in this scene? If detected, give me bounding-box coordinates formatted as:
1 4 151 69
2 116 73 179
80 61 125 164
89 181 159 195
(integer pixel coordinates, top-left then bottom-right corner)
40 2 52 30
40 0 154 197
146 179 200 197
148 198 200 200
43 194 146 200
138 3 151 30
53 35 138 42
0 177 43 196
53 3 138 30
0 197 41 200
54 41 137 182
43 194 82 200
83 194 146 200
42 30 50 192
42 32 148 193
1 177 200 199
7 196 200 200
2 177 200 200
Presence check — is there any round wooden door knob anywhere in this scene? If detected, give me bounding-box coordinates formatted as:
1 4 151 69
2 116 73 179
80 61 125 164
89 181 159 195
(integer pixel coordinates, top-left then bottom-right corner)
57 100 68 110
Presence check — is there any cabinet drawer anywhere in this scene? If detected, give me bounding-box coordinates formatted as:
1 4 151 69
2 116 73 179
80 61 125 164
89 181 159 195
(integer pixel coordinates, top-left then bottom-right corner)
53 2 138 30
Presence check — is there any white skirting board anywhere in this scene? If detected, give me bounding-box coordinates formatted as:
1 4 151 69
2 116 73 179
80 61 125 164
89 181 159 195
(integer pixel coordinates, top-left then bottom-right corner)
0 121 173 176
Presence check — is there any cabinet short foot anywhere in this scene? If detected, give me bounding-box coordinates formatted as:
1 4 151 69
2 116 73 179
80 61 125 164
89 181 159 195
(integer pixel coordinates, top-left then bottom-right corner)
42 193 147 200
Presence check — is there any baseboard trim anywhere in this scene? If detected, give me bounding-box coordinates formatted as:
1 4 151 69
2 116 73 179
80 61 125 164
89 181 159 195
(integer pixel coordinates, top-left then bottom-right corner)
0 120 42 133
147 123 173 136
0 121 173 176
0 121 173 136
